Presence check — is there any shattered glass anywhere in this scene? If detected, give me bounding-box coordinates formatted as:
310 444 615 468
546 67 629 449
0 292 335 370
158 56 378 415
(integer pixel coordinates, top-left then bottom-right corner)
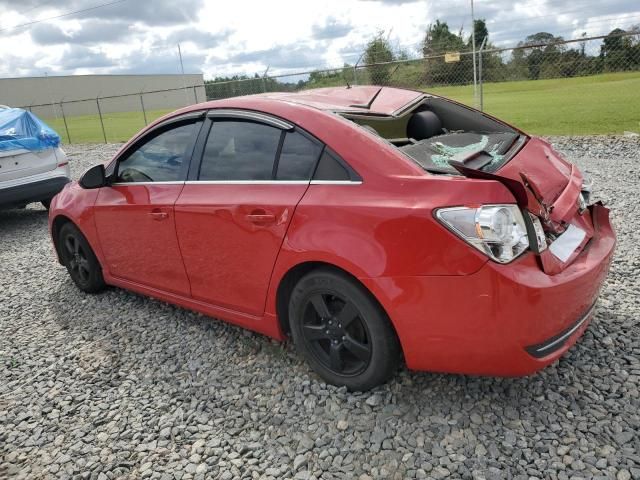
431 135 505 168
400 132 519 173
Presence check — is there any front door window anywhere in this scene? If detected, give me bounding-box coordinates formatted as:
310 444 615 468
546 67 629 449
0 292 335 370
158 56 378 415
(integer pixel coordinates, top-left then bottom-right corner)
117 123 197 183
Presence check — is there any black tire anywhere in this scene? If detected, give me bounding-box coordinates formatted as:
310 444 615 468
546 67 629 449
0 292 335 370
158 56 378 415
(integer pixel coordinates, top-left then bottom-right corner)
58 222 106 293
41 199 52 210
289 268 401 391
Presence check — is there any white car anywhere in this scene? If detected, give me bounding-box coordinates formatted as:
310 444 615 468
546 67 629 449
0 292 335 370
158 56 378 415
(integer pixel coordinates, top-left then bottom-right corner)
0 107 71 209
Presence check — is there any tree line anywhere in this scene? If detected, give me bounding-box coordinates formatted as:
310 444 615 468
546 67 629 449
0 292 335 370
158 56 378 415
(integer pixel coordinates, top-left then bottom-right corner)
204 22 640 98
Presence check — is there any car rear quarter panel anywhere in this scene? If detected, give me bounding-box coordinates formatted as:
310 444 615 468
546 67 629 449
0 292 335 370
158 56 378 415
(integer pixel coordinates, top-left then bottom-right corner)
264 175 517 316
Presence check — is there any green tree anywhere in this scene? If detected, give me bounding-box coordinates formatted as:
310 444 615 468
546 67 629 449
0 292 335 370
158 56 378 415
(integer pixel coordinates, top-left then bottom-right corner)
421 20 469 85
601 28 637 71
364 35 395 85
468 19 505 82
423 20 465 56
469 19 489 48
511 32 565 79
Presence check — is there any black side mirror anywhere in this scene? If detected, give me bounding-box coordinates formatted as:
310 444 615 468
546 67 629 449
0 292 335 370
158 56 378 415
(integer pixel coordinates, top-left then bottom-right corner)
79 164 107 189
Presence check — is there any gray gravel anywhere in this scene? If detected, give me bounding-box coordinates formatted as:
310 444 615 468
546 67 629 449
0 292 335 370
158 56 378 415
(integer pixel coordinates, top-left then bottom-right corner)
1 137 638 480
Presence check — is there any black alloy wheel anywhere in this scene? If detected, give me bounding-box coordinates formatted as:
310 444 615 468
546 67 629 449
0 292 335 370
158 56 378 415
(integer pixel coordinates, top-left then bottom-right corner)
58 223 105 293
289 268 400 391
301 292 372 376
63 233 91 285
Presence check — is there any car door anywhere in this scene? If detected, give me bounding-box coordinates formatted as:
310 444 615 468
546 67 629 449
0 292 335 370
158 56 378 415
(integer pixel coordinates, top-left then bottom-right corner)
93 114 202 296
174 111 323 316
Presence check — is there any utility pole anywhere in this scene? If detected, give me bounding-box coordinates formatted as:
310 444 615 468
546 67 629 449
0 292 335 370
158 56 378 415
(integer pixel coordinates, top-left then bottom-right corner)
177 43 189 105
471 0 478 109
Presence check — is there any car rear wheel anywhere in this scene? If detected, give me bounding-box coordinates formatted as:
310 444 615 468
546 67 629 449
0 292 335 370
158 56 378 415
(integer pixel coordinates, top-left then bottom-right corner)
289 268 400 391
59 223 105 293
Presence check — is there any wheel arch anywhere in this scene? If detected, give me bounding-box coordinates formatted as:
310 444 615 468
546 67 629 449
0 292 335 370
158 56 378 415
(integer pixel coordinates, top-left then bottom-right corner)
51 214 74 264
51 214 104 271
274 261 404 358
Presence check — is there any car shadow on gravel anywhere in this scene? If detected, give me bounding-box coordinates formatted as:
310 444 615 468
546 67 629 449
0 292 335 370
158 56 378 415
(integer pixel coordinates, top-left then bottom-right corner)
42 271 585 420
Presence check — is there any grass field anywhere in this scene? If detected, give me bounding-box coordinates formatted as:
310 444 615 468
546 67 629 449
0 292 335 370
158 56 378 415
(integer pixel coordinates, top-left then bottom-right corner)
44 71 640 143
46 108 174 144
427 71 640 135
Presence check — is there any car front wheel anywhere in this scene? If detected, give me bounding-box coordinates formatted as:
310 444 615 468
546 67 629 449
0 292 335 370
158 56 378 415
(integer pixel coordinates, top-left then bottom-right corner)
289 268 400 391
58 222 106 293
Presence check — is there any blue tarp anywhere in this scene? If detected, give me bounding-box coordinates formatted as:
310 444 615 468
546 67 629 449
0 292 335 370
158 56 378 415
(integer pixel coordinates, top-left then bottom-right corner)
0 108 60 152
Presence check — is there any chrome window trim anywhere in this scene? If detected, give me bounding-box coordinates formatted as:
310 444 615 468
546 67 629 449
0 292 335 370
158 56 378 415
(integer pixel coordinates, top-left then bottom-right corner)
310 180 362 185
184 180 309 185
110 181 185 186
109 180 363 187
206 109 294 130
174 180 362 186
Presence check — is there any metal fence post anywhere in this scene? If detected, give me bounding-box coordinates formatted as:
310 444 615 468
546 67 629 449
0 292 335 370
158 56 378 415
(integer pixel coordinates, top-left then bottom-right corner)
353 51 366 86
479 52 483 112
96 97 107 144
261 66 270 93
193 86 198 104
478 36 488 112
59 102 71 144
140 93 148 126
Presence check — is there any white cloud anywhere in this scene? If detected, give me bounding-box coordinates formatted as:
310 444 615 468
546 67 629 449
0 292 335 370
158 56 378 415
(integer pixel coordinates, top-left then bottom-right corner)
0 0 638 78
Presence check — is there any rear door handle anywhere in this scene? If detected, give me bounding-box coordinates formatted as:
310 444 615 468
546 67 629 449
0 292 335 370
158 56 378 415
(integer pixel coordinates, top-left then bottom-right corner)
246 210 276 224
149 209 169 221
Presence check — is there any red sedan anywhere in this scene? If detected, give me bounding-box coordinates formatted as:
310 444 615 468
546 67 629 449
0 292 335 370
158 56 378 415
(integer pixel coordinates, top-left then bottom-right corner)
49 86 616 391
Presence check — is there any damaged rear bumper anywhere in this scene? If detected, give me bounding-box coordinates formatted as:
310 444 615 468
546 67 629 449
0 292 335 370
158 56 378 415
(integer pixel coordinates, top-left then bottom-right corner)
360 203 616 376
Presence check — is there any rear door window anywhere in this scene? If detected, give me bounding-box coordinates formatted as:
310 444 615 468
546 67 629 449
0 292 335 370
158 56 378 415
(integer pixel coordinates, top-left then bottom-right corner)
199 121 281 180
276 131 323 180
313 149 351 181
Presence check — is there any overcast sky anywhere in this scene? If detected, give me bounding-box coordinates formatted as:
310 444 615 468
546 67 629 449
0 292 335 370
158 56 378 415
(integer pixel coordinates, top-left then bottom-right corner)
0 0 639 79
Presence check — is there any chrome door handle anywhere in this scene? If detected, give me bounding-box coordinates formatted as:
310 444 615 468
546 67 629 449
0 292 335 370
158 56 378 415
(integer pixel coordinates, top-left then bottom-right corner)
149 211 169 221
246 211 275 223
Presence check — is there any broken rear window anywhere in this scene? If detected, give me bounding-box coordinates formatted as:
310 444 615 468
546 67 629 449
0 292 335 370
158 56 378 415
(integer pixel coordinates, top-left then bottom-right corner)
400 131 520 174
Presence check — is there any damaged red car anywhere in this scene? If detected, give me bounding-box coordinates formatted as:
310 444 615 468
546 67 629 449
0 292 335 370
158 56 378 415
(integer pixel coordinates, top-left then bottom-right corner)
49 86 616 391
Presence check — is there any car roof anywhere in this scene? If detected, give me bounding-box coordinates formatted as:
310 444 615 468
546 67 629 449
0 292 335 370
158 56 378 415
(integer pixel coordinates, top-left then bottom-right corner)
190 86 425 117
254 86 425 115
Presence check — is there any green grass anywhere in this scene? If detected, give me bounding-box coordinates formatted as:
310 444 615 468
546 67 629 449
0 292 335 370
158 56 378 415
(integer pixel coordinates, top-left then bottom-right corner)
42 71 640 143
426 71 640 135
45 108 173 144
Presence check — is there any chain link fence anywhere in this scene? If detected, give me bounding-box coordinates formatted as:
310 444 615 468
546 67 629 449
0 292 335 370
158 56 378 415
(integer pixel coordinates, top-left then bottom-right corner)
19 84 205 144
16 31 640 143
206 31 640 102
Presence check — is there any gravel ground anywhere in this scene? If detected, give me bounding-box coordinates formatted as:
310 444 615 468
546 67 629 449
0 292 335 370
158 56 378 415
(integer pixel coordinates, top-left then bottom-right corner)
1 137 638 480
